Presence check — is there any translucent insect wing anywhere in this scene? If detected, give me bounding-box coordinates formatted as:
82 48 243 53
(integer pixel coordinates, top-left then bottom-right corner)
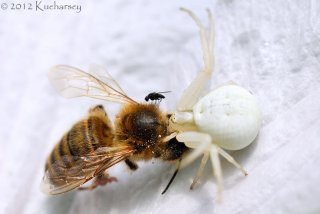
48 65 136 104
41 146 134 195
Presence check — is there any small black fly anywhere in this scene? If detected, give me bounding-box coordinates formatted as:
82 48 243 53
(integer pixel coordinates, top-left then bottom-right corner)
145 91 170 102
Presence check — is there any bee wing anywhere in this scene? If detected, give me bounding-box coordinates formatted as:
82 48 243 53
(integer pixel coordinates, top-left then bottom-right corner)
41 146 135 195
48 65 137 104
88 64 127 96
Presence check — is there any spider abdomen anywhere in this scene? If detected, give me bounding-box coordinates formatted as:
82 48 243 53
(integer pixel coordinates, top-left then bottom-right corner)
193 84 262 150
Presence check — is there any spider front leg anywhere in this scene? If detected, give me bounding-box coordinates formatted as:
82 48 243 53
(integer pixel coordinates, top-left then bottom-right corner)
176 132 211 168
177 8 215 111
176 132 223 201
190 152 209 190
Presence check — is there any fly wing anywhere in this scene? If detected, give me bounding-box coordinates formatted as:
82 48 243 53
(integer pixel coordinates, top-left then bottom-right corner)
48 65 137 104
41 146 135 195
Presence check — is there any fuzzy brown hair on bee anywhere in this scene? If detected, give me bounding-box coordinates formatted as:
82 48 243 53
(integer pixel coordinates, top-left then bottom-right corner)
116 103 168 159
42 64 188 195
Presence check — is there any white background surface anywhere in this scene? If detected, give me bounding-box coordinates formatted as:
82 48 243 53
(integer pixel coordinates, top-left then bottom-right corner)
1 0 320 213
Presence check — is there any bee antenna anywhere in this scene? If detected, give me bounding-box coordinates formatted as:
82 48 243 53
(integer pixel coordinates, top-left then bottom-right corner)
161 160 181 194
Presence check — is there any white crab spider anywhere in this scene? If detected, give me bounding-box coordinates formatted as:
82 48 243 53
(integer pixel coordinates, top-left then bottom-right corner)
169 8 262 200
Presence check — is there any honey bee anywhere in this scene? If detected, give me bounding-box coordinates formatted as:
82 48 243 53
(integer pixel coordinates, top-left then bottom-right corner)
42 64 188 195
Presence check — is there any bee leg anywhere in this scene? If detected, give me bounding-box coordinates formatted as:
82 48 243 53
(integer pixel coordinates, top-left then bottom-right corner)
78 184 98 191
94 172 118 186
78 172 118 191
125 158 138 171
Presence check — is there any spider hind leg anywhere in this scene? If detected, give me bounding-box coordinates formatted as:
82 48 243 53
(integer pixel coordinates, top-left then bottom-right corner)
217 147 248 176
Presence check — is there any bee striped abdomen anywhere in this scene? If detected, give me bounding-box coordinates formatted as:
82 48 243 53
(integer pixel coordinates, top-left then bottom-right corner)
45 106 114 180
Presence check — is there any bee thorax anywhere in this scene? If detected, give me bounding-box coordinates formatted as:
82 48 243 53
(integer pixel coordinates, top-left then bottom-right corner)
124 111 159 141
